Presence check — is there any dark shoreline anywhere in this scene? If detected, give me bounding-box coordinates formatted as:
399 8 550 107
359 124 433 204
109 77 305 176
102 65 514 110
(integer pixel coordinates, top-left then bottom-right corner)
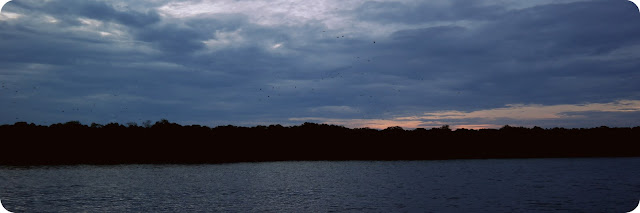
2 120 639 165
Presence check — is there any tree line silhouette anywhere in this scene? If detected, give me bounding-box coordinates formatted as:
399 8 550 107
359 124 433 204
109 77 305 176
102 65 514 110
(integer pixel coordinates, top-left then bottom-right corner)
1 120 639 165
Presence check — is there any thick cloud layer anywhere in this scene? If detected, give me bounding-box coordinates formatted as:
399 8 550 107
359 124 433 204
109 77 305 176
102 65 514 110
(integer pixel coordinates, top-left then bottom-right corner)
1 0 639 129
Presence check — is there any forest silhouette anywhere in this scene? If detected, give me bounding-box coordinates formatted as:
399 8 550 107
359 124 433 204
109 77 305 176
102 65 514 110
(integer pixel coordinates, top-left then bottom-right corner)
1 120 639 165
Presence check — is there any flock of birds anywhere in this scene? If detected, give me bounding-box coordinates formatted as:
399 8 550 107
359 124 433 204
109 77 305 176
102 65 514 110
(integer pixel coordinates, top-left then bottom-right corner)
3 0 640 124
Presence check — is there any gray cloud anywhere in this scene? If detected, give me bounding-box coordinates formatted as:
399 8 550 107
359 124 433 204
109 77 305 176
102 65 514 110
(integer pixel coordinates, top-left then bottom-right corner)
355 0 507 24
11 0 161 27
1 0 639 128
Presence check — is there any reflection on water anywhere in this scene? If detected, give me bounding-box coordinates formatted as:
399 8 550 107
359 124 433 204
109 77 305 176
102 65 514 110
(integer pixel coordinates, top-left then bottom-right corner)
1 158 640 212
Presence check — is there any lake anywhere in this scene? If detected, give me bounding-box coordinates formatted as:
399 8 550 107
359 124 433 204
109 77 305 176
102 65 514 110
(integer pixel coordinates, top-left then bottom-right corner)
1 158 640 212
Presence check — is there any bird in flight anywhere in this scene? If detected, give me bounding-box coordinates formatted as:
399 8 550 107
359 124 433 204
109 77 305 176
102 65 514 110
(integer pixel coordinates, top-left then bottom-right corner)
630 0 640 13
0 0 11 14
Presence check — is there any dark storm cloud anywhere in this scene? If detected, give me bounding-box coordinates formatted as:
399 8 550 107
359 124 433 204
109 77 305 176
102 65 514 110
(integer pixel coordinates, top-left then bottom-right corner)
490 1 640 55
384 1 640 63
1 0 639 128
369 0 640 109
135 23 208 53
0 1 160 66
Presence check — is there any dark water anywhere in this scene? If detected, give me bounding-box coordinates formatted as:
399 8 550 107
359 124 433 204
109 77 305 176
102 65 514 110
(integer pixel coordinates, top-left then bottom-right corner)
1 158 640 212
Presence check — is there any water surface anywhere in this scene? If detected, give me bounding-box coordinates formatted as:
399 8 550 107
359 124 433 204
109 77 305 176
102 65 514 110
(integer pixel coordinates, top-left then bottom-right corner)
1 158 639 212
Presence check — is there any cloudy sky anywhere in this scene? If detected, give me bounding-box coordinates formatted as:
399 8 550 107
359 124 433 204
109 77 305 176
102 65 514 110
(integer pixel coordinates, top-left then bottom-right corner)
1 0 639 129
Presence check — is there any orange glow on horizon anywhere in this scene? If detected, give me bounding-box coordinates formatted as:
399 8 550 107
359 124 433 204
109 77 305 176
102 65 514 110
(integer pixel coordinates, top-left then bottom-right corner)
290 99 640 130
453 124 503 130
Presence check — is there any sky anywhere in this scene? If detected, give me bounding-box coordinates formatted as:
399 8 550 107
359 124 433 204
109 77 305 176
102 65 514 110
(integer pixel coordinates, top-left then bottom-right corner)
1 0 639 129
